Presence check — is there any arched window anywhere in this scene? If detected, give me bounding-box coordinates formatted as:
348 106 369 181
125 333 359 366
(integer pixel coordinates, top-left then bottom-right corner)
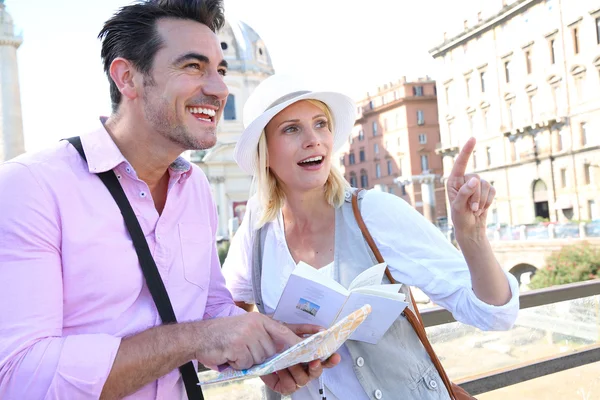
224 94 236 120
349 172 357 188
360 169 368 188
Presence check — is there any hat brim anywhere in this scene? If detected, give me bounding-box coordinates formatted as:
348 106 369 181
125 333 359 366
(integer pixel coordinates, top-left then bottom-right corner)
234 91 356 175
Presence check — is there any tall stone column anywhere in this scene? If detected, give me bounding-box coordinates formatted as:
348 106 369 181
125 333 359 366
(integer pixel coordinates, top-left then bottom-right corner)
209 176 228 238
418 174 437 223
0 1 25 162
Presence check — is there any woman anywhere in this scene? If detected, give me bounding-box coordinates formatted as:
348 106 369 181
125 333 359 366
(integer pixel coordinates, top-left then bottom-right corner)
222 75 519 400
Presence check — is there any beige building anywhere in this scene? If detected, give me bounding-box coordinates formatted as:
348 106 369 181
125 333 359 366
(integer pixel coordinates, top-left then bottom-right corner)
338 78 448 225
430 0 600 226
191 18 274 238
0 1 25 162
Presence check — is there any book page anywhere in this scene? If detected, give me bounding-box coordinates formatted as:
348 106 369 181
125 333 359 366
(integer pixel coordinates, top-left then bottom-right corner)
348 262 388 291
334 292 407 344
272 273 348 327
198 305 372 386
272 262 349 327
293 262 348 294
353 284 405 300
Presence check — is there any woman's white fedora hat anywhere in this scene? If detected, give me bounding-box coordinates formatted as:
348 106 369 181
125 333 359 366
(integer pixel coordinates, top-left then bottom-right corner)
233 74 357 175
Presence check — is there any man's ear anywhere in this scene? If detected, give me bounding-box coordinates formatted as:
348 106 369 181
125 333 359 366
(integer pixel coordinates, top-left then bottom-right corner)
109 57 140 102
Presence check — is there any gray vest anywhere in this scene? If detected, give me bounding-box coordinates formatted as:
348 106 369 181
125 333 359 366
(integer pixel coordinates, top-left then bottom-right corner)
252 189 450 400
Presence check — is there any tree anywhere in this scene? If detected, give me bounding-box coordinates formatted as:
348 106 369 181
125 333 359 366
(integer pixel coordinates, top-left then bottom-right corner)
529 242 600 289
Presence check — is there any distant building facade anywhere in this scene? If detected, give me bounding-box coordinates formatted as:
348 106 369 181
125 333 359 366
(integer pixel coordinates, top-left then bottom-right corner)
430 0 600 225
338 78 448 225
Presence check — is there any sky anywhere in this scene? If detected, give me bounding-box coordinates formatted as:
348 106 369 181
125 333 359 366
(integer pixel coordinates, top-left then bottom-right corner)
6 0 457 152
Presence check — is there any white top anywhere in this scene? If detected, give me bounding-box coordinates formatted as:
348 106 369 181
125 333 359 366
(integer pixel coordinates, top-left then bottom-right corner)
222 190 520 400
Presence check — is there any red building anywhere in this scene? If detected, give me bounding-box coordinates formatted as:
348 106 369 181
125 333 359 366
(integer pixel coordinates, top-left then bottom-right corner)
340 77 447 225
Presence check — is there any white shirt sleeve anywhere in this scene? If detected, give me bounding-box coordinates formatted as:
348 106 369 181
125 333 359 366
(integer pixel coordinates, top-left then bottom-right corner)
361 190 520 331
221 197 258 304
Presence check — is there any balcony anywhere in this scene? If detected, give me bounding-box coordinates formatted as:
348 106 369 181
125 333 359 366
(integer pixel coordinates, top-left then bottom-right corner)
197 280 600 399
435 142 459 157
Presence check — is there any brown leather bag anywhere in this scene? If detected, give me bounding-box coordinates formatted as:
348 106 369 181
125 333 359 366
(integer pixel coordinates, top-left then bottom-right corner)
351 191 476 400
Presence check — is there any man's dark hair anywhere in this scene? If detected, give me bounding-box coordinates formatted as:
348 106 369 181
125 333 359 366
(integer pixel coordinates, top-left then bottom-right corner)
98 0 225 112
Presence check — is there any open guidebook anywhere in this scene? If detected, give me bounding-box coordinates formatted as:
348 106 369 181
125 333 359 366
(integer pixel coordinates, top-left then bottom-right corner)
198 305 372 385
272 262 408 345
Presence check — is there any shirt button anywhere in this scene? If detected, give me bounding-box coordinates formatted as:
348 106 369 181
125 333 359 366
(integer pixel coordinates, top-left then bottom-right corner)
140 191 147 198
374 389 383 399
126 166 132 173
356 357 364 367
429 380 438 389
116 174 122 179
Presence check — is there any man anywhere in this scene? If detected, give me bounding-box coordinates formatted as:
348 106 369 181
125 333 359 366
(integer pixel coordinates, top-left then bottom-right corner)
0 1 338 398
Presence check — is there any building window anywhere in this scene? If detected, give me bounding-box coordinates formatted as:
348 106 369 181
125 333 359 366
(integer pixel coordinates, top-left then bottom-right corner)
349 153 356 165
387 160 393 175
560 168 567 188
417 110 425 125
473 150 477 169
552 84 562 114
374 143 379 154
572 27 580 54
372 121 378 136
504 60 511 83
528 92 538 122
581 122 588 146
383 119 388 131
596 17 600 45
574 75 585 102
224 94 236 120
358 129 364 141
480 70 487 92
589 200 597 220
468 113 475 135
340 155 345 166
525 49 533 74
360 170 368 188
482 108 490 133
398 157 403 176
359 148 365 162
507 101 515 128
350 172 357 187
558 130 566 151
413 86 424 96
418 134 427 144
445 85 452 105
375 164 381 178
420 154 429 172
549 38 557 64
486 146 492 166
465 76 471 98
584 163 591 185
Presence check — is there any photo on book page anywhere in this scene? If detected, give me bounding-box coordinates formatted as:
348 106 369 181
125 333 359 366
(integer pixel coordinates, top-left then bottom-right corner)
198 304 372 386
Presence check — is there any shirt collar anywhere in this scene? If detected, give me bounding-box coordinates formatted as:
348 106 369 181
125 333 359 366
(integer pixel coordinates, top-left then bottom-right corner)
80 117 193 177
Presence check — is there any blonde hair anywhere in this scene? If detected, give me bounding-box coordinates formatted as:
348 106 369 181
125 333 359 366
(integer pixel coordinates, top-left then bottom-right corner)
254 99 349 228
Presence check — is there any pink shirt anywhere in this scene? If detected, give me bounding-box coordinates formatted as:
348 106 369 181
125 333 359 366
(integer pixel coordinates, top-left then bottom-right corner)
0 120 244 399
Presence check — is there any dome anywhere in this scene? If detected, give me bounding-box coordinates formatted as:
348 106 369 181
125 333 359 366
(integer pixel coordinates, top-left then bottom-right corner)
217 19 274 75
0 2 20 41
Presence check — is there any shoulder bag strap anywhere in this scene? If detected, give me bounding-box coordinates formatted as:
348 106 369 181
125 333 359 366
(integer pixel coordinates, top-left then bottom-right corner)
67 136 202 400
350 190 457 400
